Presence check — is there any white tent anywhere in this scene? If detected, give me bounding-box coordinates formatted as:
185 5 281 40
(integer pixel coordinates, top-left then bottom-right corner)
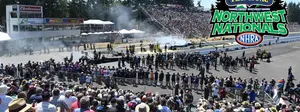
83 19 114 25
0 32 11 41
102 21 114 25
119 29 145 34
104 31 113 34
129 29 144 34
119 29 131 34
93 32 104 35
81 33 88 36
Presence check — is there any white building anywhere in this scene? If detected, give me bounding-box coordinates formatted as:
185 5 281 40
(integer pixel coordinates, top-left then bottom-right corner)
6 5 83 40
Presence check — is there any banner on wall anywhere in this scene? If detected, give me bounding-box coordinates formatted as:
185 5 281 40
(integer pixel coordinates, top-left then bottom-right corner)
19 18 44 25
45 18 64 24
45 18 84 24
19 6 42 12
64 18 84 24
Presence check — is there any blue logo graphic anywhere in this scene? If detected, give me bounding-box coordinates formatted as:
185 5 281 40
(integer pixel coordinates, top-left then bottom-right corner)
226 0 273 6
236 33 263 46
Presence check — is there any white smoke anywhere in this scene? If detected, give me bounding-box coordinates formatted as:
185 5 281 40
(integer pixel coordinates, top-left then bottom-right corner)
154 35 189 46
109 5 135 30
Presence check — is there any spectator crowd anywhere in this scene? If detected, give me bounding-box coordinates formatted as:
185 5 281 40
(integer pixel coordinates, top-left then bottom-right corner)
146 6 211 38
146 6 300 38
0 49 299 112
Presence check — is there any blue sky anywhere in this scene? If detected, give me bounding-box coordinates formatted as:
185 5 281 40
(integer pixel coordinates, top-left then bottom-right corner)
194 0 300 9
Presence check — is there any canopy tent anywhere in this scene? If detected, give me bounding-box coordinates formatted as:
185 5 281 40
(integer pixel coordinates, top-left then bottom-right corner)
129 29 144 34
83 19 114 25
82 32 117 35
119 29 131 34
81 33 88 36
119 29 145 34
93 32 104 35
0 32 11 41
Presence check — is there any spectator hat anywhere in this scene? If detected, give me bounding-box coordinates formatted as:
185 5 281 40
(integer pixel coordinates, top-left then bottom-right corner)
255 103 261 108
0 85 9 94
259 108 266 112
5 98 32 112
242 101 248 107
136 98 142 104
135 103 150 112
65 90 73 96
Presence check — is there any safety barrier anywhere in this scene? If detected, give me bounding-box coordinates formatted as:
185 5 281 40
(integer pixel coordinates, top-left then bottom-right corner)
199 37 300 55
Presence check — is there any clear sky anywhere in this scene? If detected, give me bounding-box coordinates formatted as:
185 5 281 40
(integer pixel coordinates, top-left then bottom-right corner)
194 0 300 9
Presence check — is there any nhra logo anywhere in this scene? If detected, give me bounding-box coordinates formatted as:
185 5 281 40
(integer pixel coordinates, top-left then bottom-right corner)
210 0 288 46
236 33 263 46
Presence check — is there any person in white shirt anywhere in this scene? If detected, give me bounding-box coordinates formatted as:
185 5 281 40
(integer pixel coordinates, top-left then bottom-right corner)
86 75 92 84
104 69 109 77
0 85 13 112
58 90 77 109
36 91 57 112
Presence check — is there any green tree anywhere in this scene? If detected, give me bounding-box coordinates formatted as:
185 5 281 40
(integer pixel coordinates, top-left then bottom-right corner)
176 0 194 7
42 0 58 17
18 0 39 5
197 0 202 7
57 0 69 18
68 0 88 18
215 0 229 10
287 2 299 23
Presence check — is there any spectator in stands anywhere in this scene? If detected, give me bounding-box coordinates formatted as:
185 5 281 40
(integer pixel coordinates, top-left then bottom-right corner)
59 90 77 109
36 91 57 112
29 87 43 103
73 96 94 112
135 102 150 112
17 91 27 101
71 93 84 112
218 87 226 100
248 90 257 103
157 99 171 112
0 85 13 112
50 88 70 112
5 98 33 112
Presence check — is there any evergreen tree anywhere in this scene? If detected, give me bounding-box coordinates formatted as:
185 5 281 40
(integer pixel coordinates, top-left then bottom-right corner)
215 0 229 10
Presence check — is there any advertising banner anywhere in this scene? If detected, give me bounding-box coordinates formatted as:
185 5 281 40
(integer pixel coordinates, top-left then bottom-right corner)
19 6 42 12
19 18 44 25
45 18 64 24
64 18 84 24
65 18 78 23
45 18 83 24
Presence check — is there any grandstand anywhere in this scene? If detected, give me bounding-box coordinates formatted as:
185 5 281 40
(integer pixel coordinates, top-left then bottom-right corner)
143 5 211 37
141 5 300 38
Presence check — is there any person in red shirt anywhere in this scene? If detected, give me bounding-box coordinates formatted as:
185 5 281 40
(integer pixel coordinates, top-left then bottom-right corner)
71 93 84 112
218 87 226 100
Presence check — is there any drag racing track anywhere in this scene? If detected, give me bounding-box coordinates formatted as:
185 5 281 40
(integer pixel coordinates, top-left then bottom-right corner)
227 41 300 58
225 41 300 82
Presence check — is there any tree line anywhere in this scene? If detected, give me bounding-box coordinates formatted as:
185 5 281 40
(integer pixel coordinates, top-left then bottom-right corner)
287 2 300 24
0 0 193 24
